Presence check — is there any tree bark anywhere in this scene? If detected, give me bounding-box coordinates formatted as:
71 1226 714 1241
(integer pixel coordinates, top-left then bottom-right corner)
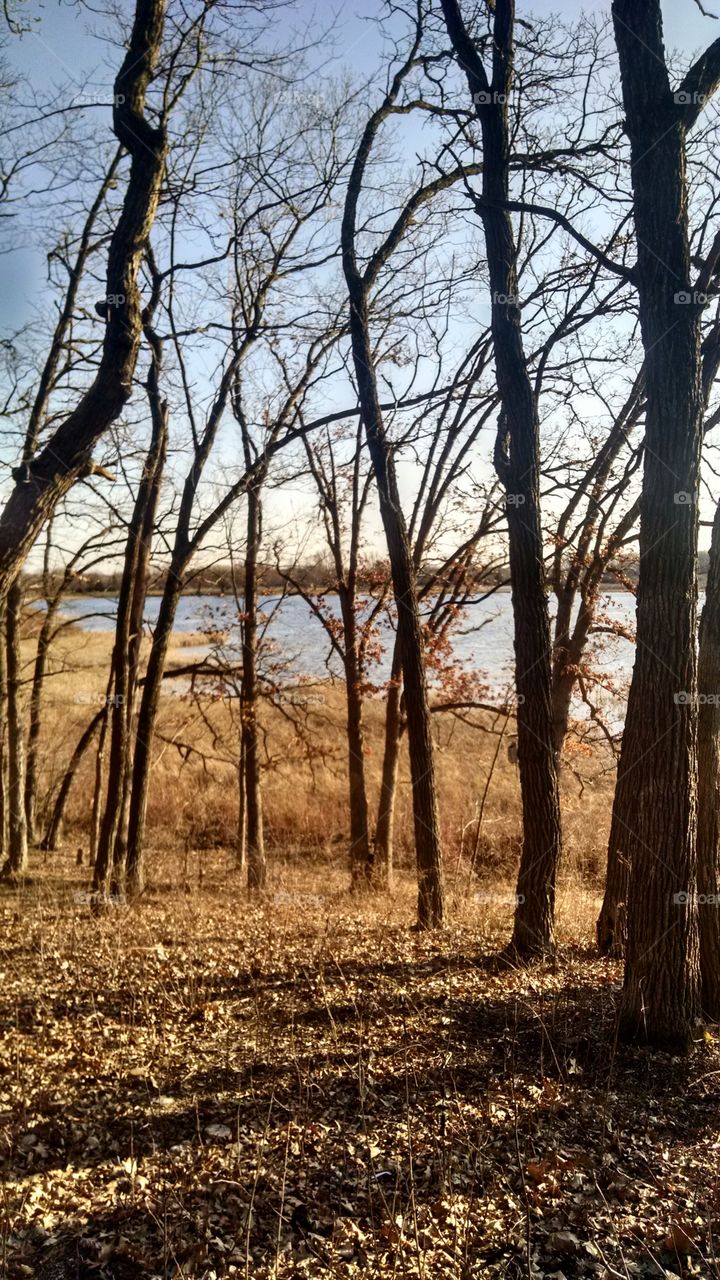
241 485 266 890
611 0 713 1049
374 641 403 889
41 710 103 852
24 601 57 844
0 603 9 861
336 585 373 888
124 563 184 894
697 499 720 1019
441 0 562 956
94 386 167 893
2 582 28 876
236 730 246 873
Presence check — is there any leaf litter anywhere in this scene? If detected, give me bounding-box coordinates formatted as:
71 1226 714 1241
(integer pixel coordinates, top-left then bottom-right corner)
1 864 719 1279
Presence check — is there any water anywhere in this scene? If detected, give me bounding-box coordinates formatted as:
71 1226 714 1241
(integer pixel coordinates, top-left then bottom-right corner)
58 588 638 729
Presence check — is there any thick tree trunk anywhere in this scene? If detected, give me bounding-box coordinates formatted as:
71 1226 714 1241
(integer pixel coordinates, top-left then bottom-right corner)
241 486 266 890
697 499 720 1020
374 642 403 889
41 710 103 852
0 603 9 861
441 0 562 956
612 0 704 1049
2 582 28 876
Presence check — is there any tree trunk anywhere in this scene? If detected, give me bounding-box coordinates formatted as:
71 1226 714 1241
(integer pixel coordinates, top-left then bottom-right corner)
343 296 445 927
124 564 184 895
236 730 246 873
441 0 562 956
0 603 9 861
2 581 28 876
241 486 266 890
90 691 111 875
337 586 373 888
551 591 593 759
374 642 403 889
612 0 704 1049
596 698 640 958
341 58 445 929
94 395 167 893
41 710 103 852
697 499 720 1019
24 602 58 845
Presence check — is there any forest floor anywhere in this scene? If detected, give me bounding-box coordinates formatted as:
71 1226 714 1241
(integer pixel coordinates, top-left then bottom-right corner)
2 856 720 1280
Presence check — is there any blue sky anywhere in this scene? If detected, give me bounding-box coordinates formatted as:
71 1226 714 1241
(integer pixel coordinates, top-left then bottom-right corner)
3 0 720 564
2 0 717 329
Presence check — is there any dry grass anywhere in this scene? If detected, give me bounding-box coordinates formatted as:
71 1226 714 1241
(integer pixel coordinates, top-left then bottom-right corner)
23 625 614 893
1 860 719 1279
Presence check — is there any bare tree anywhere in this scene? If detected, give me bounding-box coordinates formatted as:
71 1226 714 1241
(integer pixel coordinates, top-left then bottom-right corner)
0 0 169 592
339 10 487 927
441 0 562 955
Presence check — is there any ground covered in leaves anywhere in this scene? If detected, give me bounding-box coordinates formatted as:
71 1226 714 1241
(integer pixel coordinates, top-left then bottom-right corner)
1 857 720 1279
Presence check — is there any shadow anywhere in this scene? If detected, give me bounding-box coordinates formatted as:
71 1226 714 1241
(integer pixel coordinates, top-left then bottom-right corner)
5 938 720 1279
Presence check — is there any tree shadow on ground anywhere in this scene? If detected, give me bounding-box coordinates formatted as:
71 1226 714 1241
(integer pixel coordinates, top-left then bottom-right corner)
5 942 720 1279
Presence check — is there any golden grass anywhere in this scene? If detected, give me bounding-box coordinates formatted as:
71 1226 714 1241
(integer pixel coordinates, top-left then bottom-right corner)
21 624 615 893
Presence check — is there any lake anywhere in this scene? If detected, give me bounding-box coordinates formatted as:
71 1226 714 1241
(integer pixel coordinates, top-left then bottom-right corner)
58 589 639 732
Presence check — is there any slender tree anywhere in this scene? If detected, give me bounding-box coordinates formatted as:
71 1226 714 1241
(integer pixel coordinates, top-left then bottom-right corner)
441 0 562 955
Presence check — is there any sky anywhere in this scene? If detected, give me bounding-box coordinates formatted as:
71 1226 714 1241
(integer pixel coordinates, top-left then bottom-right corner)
2 0 717 326
2 0 717 325
3 0 720 566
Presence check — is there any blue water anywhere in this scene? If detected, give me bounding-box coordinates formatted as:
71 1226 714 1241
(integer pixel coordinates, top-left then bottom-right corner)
57 589 638 730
